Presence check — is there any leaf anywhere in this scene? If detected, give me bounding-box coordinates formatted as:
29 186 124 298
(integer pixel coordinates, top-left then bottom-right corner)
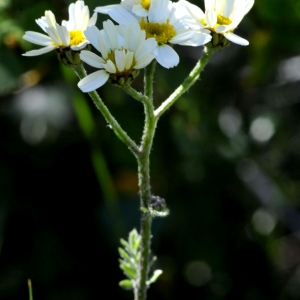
119 280 134 290
147 270 163 285
118 247 131 263
120 263 137 280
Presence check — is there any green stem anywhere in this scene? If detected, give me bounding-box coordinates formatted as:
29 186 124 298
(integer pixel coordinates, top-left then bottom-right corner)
28 279 33 300
154 47 216 119
73 64 140 157
135 61 157 300
122 85 149 104
144 60 156 100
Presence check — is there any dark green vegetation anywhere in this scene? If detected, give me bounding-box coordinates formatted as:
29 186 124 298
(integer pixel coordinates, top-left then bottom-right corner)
1 0 300 299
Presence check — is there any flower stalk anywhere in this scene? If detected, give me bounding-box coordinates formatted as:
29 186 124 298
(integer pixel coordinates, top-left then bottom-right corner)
73 49 216 300
155 46 216 118
72 63 140 157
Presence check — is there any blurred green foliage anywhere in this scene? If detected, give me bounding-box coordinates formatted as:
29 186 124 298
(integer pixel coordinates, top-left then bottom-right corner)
1 0 300 299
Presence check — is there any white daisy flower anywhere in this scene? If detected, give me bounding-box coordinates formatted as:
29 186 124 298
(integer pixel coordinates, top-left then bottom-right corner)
180 0 254 46
95 0 151 17
78 20 157 92
96 0 211 69
22 0 97 57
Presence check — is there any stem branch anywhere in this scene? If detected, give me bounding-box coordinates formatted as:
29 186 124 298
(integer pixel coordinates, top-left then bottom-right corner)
154 47 215 119
73 64 140 157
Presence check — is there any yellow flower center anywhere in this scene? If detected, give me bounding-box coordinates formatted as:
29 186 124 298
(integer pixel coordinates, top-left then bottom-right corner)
141 0 151 10
69 30 86 46
217 15 232 26
139 18 176 45
202 14 232 30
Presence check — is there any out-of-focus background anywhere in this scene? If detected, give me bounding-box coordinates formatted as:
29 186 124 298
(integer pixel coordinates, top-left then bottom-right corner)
1 0 300 299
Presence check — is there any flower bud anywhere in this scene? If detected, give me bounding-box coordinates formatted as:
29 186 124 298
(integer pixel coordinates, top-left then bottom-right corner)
56 45 91 67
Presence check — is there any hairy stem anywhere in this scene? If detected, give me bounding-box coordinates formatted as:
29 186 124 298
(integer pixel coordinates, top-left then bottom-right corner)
135 61 157 300
73 64 140 157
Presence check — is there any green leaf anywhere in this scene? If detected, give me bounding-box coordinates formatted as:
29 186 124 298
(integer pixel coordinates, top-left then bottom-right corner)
118 247 131 263
147 270 163 285
119 280 134 290
120 263 137 280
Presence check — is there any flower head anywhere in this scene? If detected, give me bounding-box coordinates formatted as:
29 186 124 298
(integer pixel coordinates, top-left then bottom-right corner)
22 0 97 58
96 0 211 68
78 20 157 92
181 0 254 46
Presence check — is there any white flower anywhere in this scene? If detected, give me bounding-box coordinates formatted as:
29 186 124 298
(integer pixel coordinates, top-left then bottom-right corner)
22 0 97 56
95 0 211 68
78 20 157 92
180 0 254 46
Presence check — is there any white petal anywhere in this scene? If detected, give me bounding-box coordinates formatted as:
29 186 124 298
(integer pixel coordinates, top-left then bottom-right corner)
46 26 62 45
180 0 205 21
124 51 134 70
88 12 97 26
155 45 179 69
84 26 101 52
206 10 217 28
103 20 119 49
22 45 55 56
115 50 126 72
132 5 148 17
108 6 139 25
22 31 53 46
68 3 76 29
78 70 109 92
135 54 155 69
244 0 255 15
135 38 157 60
204 0 215 11
170 31 195 45
80 50 104 68
124 24 141 51
223 0 235 17
56 25 70 45
45 11 57 27
148 0 169 23
71 40 89 51
78 6 90 30
98 37 109 59
181 30 212 46
95 5 118 14
215 25 227 33
224 32 249 46
35 16 48 33
103 60 116 73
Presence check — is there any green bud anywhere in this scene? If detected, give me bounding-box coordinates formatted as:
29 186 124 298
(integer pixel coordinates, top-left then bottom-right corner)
206 33 231 51
55 44 91 67
109 69 140 87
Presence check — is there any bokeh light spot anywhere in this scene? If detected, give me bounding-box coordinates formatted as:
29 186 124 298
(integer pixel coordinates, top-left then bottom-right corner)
184 260 212 287
252 208 276 235
250 117 275 143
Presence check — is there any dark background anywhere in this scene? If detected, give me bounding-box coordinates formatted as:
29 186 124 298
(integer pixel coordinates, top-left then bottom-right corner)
1 0 300 299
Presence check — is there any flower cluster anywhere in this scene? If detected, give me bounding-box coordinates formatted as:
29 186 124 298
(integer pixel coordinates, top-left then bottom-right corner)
22 0 254 92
